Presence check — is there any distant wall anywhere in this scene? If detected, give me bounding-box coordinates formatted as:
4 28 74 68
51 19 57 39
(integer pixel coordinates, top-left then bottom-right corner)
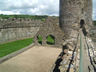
0 18 43 29
0 18 42 44
0 17 59 44
0 27 39 44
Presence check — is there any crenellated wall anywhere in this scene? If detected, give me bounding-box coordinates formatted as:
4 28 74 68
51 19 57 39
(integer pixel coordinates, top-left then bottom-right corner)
0 18 43 29
0 18 43 44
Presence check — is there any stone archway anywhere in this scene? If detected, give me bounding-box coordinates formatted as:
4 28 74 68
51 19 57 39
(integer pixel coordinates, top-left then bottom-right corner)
80 19 87 36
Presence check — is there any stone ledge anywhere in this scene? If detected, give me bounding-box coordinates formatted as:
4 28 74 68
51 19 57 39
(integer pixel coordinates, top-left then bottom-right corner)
0 43 35 64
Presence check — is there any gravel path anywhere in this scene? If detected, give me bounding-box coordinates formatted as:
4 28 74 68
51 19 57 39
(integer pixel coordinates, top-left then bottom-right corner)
0 46 61 72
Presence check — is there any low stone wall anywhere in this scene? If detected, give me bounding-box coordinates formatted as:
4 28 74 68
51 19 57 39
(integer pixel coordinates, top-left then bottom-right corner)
0 27 39 44
89 27 96 42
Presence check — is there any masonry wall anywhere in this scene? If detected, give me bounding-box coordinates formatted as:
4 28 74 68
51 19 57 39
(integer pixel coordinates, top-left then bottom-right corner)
0 27 39 44
59 0 81 39
0 18 42 44
59 0 92 39
0 17 59 44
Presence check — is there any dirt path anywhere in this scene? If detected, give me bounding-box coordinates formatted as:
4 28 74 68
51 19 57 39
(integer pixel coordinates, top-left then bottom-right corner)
0 46 61 72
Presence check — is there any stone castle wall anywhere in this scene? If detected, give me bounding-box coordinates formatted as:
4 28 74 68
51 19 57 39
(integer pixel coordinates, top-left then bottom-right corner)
0 18 43 29
0 27 39 44
0 18 44 44
0 17 59 44
34 17 64 48
59 0 92 39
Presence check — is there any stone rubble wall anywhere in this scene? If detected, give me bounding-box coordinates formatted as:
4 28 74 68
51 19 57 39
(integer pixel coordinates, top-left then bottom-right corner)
0 17 59 44
0 27 39 44
34 17 63 48
0 18 44 44
0 18 43 29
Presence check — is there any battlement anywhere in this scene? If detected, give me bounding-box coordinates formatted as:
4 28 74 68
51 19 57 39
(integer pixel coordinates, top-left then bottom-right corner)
0 17 59 29
0 18 44 29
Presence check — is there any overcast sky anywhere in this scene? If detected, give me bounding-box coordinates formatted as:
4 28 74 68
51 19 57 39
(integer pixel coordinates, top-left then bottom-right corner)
0 0 96 20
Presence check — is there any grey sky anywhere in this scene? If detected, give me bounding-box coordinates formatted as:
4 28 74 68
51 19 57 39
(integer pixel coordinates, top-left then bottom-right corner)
0 0 96 20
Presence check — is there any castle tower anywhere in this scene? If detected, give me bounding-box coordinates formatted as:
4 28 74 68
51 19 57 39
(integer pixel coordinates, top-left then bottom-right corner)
59 0 92 39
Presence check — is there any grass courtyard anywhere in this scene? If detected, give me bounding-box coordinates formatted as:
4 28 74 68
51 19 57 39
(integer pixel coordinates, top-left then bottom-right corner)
0 35 55 58
0 38 33 58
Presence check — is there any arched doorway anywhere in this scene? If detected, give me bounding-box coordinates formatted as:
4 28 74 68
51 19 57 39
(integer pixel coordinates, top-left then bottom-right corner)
80 19 85 28
46 35 55 45
80 19 87 36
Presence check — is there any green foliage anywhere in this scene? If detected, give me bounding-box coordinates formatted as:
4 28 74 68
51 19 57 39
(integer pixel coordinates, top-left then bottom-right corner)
0 38 33 58
37 35 42 44
38 35 42 42
93 21 96 26
0 14 48 20
41 18 46 22
46 35 55 45
37 35 55 45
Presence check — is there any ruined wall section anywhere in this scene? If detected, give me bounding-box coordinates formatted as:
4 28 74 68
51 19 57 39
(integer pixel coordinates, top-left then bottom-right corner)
34 17 64 48
0 18 59 44
0 18 44 44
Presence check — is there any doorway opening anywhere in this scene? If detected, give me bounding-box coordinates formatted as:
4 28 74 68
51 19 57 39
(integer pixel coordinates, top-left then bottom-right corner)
80 19 85 28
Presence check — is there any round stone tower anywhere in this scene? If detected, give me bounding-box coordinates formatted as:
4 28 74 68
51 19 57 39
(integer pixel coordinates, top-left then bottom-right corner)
59 0 92 39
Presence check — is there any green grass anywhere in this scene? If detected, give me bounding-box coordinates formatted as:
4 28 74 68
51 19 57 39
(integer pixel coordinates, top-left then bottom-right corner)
37 35 42 44
46 36 55 45
0 38 33 58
